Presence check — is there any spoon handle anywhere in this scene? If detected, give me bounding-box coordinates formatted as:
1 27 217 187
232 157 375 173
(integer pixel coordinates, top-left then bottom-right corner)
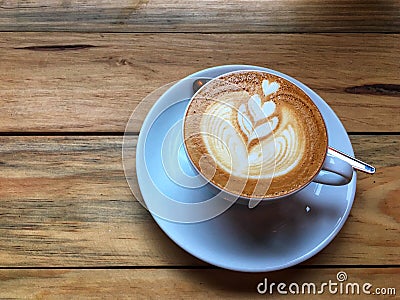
193 78 211 93
328 147 376 174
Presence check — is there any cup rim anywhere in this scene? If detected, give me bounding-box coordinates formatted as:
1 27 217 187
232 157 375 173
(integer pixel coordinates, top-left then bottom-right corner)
182 69 329 201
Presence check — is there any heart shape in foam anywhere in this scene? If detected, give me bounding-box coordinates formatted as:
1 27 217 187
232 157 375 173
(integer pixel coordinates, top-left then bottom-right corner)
237 79 280 147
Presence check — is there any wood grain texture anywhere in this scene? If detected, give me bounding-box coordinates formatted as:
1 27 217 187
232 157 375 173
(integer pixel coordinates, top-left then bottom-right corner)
0 0 399 33
0 268 398 299
1 33 399 132
0 135 398 267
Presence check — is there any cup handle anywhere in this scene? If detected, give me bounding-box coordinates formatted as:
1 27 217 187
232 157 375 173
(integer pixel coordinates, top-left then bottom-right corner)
313 152 353 186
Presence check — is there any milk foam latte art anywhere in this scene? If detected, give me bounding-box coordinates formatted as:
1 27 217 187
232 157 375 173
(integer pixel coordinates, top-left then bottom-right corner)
184 71 328 199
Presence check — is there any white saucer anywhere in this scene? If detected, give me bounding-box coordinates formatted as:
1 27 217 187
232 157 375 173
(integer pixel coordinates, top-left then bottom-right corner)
133 65 357 272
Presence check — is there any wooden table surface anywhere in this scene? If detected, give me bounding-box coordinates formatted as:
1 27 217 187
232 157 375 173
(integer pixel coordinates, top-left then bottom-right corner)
1 1 399 298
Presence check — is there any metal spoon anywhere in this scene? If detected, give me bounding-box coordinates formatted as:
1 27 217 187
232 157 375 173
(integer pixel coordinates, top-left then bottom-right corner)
328 147 375 174
192 78 376 209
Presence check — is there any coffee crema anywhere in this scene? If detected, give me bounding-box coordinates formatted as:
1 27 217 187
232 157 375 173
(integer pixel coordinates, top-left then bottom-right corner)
183 71 328 199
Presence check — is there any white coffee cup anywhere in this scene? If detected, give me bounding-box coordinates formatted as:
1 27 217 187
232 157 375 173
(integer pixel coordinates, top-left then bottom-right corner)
183 69 354 202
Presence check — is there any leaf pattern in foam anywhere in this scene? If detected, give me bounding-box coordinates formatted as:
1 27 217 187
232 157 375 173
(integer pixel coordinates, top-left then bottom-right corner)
262 100 276 118
248 116 279 143
237 104 252 137
248 94 266 123
237 80 280 146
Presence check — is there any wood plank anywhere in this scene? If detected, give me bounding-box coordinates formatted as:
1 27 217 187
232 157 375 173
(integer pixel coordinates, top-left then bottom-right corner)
1 33 399 132
0 135 398 267
0 268 398 299
0 0 399 33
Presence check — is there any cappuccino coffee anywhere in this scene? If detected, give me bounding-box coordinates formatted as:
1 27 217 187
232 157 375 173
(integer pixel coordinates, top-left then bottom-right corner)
183 71 328 199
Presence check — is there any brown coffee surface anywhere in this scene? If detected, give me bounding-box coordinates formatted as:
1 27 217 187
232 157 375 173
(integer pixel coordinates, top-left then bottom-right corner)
184 71 328 199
